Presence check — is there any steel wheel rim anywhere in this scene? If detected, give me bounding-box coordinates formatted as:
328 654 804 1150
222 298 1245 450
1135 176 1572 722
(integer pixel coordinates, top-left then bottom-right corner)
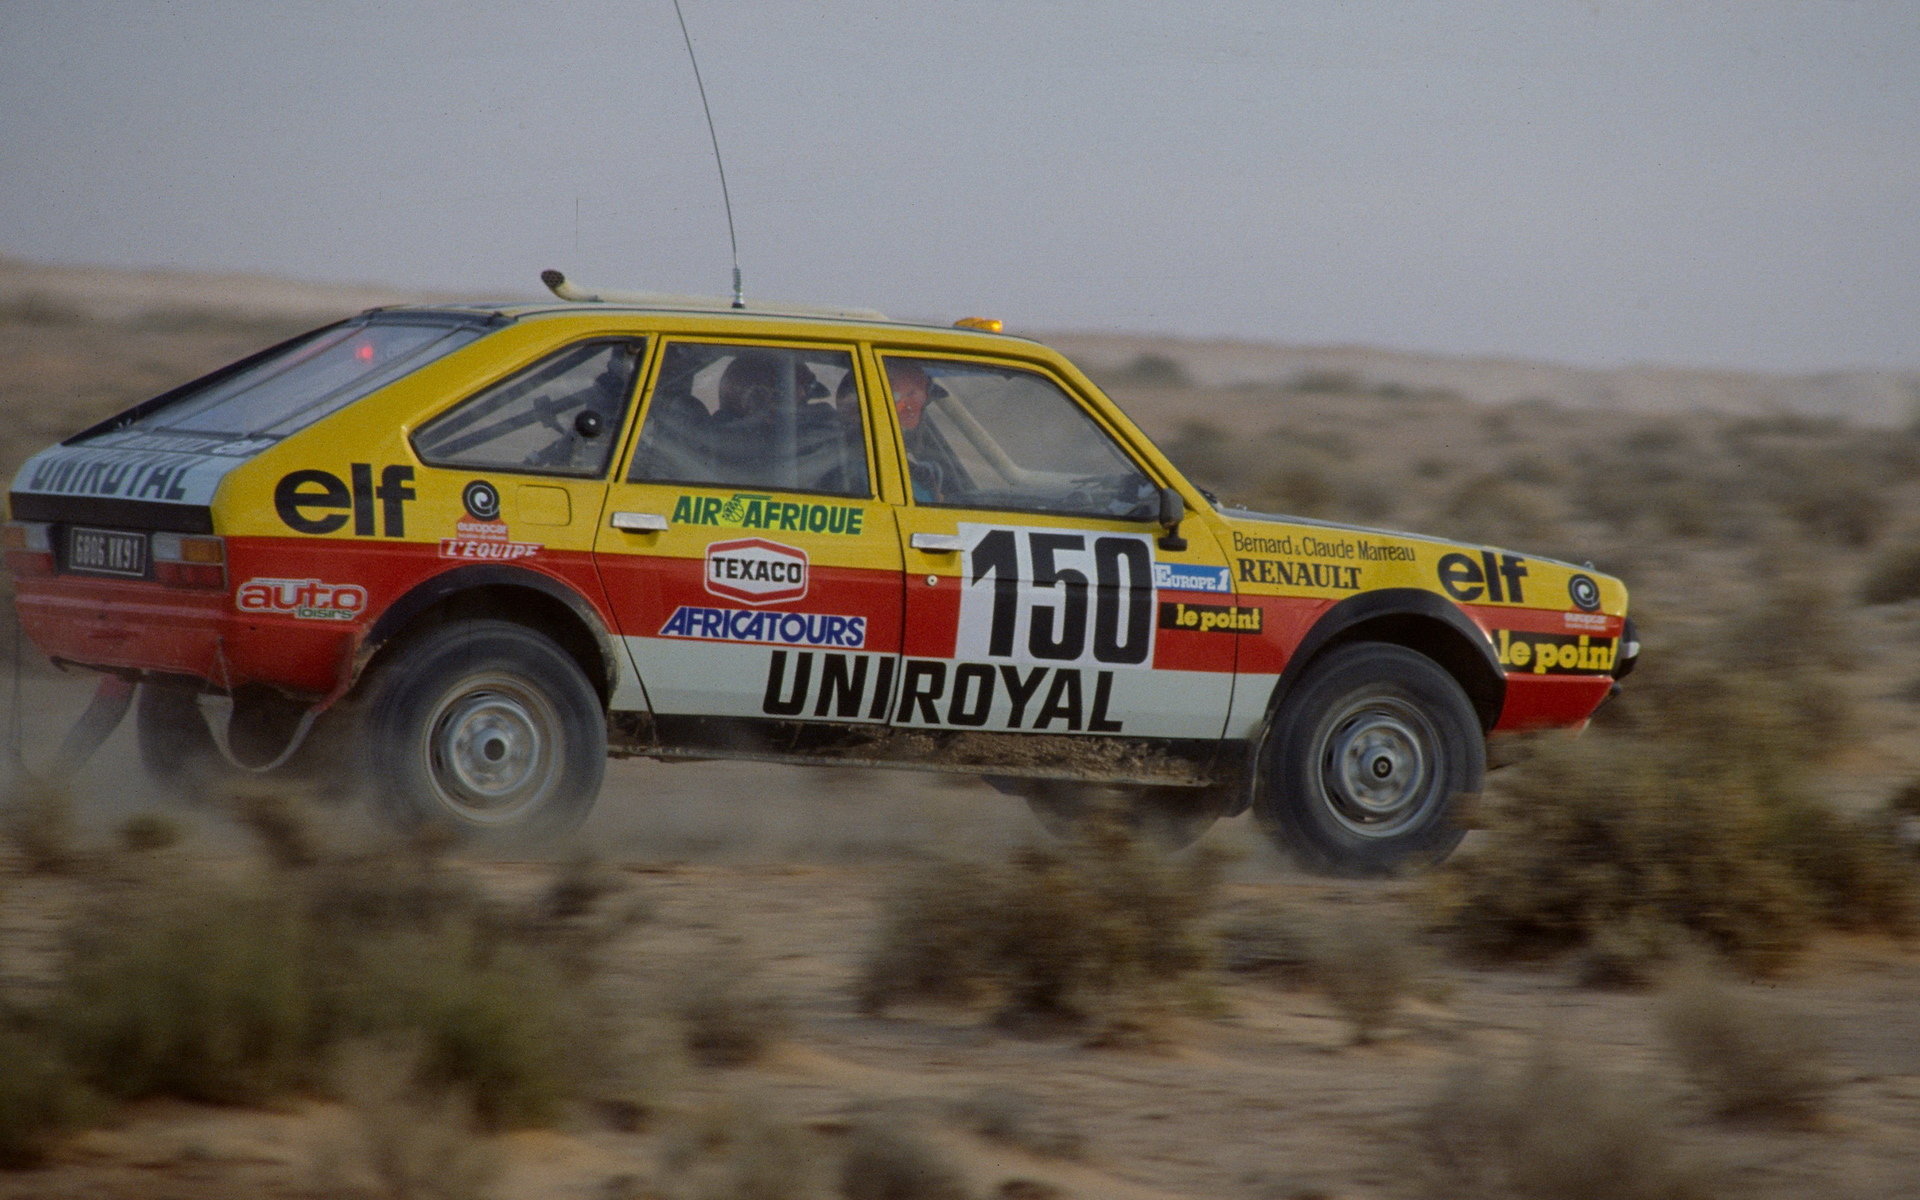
422 674 561 825
1314 695 1442 838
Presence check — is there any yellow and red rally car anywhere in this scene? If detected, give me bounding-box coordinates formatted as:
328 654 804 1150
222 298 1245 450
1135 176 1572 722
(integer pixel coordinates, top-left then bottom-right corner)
4 275 1634 874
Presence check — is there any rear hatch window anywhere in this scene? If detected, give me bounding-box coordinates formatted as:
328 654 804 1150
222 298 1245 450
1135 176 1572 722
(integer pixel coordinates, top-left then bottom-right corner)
10 312 490 532
79 315 487 451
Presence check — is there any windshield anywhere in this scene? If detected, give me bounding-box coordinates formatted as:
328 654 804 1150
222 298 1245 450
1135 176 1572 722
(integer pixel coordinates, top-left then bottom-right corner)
82 318 485 445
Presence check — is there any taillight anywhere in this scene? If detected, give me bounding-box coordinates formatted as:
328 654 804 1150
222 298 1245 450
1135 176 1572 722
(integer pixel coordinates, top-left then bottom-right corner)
2 521 55 577
152 532 227 589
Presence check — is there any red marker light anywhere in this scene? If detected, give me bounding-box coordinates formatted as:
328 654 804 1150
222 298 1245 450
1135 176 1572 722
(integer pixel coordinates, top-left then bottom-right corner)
355 342 375 361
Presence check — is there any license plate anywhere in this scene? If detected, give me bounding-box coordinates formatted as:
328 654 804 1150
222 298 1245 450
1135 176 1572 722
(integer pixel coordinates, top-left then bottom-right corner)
64 527 148 578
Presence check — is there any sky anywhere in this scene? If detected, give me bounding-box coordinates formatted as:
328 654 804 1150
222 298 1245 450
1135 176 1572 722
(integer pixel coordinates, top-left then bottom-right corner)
2 1 1917 373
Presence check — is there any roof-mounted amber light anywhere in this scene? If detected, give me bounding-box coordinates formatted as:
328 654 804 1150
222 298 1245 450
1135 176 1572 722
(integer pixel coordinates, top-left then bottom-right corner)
953 316 1003 333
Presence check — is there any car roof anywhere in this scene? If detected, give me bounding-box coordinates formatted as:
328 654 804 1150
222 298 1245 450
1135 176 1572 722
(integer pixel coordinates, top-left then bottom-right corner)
361 299 1046 351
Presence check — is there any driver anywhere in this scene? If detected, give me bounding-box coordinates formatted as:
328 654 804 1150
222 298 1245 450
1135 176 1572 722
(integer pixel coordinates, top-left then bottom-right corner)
885 359 946 502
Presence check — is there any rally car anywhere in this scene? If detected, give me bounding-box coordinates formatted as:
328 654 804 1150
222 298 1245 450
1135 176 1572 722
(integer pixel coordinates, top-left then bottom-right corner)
4 273 1634 874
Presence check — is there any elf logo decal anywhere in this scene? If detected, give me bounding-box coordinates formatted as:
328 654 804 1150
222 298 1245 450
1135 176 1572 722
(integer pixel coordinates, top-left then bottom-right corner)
273 464 415 536
705 538 808 604
1495 630 1617 675
762 651 1123 732
959 525 1155 669
661 606 866 648
235 577 367 621
1437 551 1530 604
672 493 865 536
1159 601 1263 634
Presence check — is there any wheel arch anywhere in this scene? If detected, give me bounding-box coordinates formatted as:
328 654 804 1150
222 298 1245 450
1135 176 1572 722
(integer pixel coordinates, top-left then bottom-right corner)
1266 589 1505 733
355 566 622 707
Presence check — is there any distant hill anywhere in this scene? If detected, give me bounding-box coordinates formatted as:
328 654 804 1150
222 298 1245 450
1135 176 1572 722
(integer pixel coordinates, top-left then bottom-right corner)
1045 330 1920 428
6 254 1914 427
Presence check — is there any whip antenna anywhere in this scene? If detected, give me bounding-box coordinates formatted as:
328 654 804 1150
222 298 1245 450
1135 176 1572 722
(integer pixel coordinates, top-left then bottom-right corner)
672 0 744 308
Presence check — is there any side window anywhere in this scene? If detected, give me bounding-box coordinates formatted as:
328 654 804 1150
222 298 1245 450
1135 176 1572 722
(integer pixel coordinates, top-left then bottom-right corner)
880 356 1157 520
628 343 869 497
413 339 642 478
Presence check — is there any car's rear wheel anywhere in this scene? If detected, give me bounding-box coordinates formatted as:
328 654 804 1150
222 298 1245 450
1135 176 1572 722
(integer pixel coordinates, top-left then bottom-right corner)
1255 642 1481 876
358 619 604 842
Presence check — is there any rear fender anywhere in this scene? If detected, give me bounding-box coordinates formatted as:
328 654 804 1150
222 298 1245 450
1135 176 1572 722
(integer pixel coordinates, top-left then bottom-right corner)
355 564 625 706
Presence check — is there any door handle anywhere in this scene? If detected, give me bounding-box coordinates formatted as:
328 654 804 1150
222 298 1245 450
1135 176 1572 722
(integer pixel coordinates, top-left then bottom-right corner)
610 511 669 532
910 532 963 553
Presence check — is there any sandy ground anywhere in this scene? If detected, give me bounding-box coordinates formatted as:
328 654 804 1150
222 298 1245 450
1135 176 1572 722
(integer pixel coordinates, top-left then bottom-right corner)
5 669 1920 1199
4 257 1920 1198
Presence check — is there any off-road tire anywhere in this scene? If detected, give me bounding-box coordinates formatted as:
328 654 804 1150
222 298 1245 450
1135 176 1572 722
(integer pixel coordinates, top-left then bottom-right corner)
357 619 605 843
1255 642 1481 876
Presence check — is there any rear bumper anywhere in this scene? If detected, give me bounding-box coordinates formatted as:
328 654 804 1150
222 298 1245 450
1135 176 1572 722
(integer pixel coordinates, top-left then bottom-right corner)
12 575 355 697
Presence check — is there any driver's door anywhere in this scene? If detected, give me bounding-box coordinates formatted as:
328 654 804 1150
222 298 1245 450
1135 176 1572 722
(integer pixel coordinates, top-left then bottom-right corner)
880 354 1236 741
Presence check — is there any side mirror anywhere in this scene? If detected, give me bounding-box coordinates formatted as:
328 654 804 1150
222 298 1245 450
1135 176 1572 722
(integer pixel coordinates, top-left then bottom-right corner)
1157 486 1187 552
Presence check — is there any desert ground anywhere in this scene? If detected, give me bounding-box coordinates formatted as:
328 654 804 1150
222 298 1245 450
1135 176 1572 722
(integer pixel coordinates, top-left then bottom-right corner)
3 256 1920 1199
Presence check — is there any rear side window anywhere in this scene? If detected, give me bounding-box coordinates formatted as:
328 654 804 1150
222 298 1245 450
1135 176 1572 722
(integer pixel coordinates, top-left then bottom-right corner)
102 319 483 443
413 339 644 478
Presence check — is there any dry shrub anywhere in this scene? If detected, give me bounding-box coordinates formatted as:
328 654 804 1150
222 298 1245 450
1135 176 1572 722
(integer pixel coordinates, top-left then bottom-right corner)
857 823 1220 1029
1309 914 1432 1045
665 958 789 1069
1437 474 1563 551
116 812 184 853
58 881 317 1104
1657 966 1832 1123
950 1087 1084 1160
317 1038 502 1200
1859 542 1920 605
1441 731 1812 973
227 788 326 868
41 848 618 1136
332 922 573 1129
1217 898 1314 984
1 776 80 873
840 1114 971 1200
1758 447 1890 547
0 1013 94 1169
661 1097 828 1200
1412 1048 1715 1200
1450 576 1916 975
1159 420 1236 495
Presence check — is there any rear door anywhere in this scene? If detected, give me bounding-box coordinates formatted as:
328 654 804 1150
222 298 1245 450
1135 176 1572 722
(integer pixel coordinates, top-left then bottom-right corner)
594 339 904 725
879 352 1237 740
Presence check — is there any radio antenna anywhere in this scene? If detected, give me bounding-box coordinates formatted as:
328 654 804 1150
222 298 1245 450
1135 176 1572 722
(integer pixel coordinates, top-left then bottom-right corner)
671 0 744 308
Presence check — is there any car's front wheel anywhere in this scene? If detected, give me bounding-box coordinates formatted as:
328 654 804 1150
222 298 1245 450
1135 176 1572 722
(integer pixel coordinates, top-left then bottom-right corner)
357 619 605 842
1254 642 1481 876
